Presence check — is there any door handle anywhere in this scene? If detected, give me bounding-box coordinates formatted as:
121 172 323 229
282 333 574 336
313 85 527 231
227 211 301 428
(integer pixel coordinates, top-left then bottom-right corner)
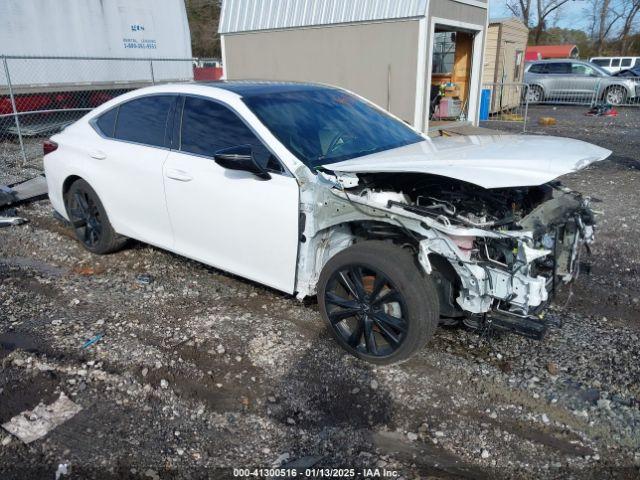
89 150 106 160
166 169 193 182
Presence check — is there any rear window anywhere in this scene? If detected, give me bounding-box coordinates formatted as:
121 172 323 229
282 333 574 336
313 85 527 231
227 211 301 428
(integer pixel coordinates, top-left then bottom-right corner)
114 95 174 147
528 63 547 73
95 108 118 138
591 59 610 67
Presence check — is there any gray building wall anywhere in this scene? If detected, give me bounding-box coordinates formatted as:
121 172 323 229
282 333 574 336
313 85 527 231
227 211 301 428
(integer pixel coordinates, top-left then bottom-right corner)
223 19 421 124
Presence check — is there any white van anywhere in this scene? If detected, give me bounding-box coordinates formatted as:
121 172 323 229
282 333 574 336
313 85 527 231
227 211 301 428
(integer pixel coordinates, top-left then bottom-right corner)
589 57 640 74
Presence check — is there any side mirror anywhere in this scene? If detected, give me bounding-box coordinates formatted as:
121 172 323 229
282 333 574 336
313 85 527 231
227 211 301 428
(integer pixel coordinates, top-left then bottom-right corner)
214 145 271 180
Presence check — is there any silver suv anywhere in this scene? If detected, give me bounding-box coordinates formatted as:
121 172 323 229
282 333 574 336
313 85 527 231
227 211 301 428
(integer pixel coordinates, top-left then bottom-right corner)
524 59 639 105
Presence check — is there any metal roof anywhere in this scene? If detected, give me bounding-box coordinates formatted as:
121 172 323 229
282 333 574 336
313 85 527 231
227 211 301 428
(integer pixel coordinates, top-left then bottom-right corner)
219 0 429 34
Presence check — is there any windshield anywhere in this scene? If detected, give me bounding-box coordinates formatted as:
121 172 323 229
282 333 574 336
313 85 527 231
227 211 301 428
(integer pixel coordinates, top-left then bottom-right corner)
242 88 423 168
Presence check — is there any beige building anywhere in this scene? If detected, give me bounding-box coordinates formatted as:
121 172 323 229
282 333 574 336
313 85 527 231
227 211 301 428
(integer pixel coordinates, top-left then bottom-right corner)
219 0 489 132
482 17 529 113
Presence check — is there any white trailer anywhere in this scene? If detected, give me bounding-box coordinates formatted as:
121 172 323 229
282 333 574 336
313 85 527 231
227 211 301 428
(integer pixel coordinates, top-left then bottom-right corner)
0 0 193 92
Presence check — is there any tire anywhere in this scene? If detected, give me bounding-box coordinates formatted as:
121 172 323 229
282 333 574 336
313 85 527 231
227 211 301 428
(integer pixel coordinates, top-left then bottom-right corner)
526 85 544 104
318 241 439 365
64 179 127 254
604 86 627 105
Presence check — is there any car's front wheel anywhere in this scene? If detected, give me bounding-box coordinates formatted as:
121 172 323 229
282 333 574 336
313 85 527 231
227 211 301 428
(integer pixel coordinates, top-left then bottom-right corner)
64 178 127 254
318 241 439 365
604 86 627 105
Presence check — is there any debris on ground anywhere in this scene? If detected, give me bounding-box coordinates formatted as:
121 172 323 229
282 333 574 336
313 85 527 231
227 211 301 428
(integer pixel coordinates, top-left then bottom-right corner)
80 334 104 349
586 103 618 117
0 216 27 227
1 393 82 444
0 175 48 208
135 273 154 286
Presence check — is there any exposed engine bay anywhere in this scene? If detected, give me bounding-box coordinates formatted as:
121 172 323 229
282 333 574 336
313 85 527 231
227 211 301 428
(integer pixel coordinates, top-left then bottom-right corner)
296 168 598 340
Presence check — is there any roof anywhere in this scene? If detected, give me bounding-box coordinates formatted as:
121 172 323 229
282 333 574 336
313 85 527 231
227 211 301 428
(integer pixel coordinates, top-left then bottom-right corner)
525 45 579 59
203 80 333 96
489 16 527 27
219 0 429 34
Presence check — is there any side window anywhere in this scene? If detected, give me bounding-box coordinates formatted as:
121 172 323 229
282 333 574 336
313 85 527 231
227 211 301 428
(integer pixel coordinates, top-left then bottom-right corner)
95 107 118 138
621 58 632 67
635 58 640 67
611 58 621 67
591 59 610 67
180 96 283 172
114 95 174 147
572 64 596 76
528 63 547 74
546 63 570 74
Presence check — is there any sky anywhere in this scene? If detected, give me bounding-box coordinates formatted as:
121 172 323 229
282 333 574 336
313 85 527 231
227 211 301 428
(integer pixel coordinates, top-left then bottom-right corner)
488 0 591 30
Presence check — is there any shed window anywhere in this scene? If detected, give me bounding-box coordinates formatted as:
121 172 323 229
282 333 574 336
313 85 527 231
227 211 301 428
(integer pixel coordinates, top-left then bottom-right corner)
432 32 456 74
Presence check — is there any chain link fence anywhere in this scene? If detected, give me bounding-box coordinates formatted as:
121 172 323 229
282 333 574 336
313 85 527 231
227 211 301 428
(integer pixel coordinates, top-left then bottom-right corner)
1 55 221 174
480 83 529 131
523 77 640 107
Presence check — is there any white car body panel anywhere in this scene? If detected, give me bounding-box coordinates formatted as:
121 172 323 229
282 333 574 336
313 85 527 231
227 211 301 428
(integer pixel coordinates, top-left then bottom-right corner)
325 135 612 189
163 150 300 293
43 82 609 326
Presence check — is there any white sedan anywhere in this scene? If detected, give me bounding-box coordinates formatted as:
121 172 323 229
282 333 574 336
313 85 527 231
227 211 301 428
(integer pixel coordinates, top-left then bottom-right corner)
44 82 610 364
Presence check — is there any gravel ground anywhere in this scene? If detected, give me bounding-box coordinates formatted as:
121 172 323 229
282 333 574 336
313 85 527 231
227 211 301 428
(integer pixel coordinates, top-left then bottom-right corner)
1 105 640 479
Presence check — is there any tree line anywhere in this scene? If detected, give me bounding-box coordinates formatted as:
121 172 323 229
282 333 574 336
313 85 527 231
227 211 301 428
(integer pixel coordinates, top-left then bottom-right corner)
505 0 640 56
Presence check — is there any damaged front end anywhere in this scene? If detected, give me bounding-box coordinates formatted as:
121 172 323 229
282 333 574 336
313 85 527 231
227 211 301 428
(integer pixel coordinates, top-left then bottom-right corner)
302 170 598 340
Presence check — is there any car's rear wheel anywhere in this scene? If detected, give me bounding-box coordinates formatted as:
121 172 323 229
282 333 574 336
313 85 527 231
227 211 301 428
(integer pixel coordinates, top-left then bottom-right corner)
318 241 439 365
604 86 627 105
526 85 544 104
64 179 126 254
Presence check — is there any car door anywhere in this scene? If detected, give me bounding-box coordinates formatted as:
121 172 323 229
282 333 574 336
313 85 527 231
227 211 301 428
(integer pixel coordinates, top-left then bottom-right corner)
544 62 572 101
89 94 177 247
162 95 300 293
569 63 602 99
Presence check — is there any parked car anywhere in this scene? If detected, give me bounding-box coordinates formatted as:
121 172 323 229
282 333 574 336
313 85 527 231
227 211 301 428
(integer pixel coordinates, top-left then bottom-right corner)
589 56 640 74
613 66 640 77
524 59 639 105
43 82 610 364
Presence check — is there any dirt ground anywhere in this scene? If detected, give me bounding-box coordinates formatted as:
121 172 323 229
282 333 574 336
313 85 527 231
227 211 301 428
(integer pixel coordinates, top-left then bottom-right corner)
1 106 640 479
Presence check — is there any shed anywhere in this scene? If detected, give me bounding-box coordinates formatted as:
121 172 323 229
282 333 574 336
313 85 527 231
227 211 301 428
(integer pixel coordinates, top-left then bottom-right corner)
482 17 528 113
219 0 489 132
525 44 579 59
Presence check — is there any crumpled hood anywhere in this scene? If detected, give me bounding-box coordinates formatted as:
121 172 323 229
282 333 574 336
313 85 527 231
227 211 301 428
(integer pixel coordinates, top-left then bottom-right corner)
325 135 611 189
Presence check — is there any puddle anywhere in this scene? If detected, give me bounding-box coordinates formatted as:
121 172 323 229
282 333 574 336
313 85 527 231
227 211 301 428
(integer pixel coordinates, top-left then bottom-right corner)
0 256 66 277
0 331 41 358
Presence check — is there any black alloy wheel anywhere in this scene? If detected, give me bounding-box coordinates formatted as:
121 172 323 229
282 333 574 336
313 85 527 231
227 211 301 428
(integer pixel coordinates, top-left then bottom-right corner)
68 189 103 249
324 264 408 358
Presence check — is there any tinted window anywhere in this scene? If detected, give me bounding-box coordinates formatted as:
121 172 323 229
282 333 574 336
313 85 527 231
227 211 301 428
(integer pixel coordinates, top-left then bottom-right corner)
546 63 571 74
591 59 610 66
95 108 118 138
180 96 278 170
243 88 423 168
611 58 621 67
114 95 174 147
528 63 547 73
621 58 632 67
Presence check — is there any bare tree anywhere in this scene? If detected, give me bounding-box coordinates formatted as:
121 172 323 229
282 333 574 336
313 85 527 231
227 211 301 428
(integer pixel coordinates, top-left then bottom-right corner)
587 0 624 54
506 0 574 42
532 0 575 43
506 0 533 26
620 0 640 54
